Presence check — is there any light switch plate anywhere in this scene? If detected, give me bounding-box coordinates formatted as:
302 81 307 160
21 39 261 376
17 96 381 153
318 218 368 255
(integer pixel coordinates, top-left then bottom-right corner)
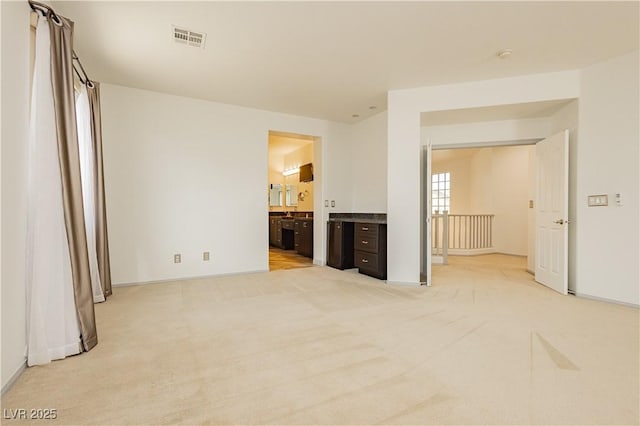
324 200 329 207
203 251 210 261
331 200 336 207
174 254 181 263
588 194 608 207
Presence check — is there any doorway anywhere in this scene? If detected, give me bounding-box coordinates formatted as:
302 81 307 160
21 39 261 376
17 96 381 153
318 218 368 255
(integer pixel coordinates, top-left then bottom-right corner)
267 130 317 271
421 133 570 295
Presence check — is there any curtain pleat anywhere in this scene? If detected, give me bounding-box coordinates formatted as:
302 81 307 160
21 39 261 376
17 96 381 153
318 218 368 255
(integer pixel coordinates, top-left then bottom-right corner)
47 12 97 351
86 82 113 298
27 15 82 366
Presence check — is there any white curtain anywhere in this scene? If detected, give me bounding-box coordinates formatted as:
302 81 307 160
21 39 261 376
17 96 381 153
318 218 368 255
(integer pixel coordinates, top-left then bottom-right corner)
26 15 81 366
75 84 104 303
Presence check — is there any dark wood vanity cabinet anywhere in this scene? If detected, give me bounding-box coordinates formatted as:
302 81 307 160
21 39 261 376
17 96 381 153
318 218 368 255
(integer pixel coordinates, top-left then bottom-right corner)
326 221 354 270
354 222 387 280
269 217 293 249
269 217 278 246
294 219 313 258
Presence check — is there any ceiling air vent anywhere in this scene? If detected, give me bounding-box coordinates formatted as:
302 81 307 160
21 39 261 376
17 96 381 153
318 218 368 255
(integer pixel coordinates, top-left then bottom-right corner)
172 26 206 49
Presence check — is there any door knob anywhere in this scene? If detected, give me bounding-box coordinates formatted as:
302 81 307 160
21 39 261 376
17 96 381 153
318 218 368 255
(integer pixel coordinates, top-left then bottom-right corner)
554 219 570 225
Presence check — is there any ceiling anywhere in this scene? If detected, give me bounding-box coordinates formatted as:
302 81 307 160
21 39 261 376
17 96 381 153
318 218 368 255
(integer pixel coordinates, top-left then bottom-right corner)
54 1 639 124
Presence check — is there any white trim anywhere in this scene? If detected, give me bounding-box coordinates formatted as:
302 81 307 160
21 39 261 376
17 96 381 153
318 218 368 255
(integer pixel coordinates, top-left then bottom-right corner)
574 292 639 309
112 269 270 287
386 280 422 287
1 359 26 395
430 138 541 149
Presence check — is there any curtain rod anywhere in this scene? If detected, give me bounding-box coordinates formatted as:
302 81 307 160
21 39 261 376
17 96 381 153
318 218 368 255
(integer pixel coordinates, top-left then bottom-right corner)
29 0 95 88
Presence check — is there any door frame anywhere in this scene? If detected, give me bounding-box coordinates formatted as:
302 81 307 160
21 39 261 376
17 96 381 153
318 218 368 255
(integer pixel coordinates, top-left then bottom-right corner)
421 138 545 286
267 130 322 269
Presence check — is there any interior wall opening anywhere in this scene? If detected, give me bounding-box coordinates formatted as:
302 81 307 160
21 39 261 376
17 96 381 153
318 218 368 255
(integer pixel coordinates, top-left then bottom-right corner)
422 142 538 285
267 130 317 271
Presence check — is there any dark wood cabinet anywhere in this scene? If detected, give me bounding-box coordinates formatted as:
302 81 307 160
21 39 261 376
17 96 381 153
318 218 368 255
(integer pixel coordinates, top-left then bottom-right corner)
269 217 293 249
354 222 387 280
327 221 354 270
269 217 278 246
294 219 313 258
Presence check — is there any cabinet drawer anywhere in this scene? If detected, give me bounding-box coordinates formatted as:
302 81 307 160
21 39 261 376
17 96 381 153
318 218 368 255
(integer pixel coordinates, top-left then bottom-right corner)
354 223 378 237
354 250 379 272
354 234 378 253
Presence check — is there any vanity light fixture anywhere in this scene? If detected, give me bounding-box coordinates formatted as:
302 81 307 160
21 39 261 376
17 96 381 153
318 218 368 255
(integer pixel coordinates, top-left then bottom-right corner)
282 167 300 177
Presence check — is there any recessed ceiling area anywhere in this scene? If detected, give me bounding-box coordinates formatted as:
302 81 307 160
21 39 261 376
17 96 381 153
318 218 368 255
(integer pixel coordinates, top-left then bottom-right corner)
421 99 576 127
53 2 638 123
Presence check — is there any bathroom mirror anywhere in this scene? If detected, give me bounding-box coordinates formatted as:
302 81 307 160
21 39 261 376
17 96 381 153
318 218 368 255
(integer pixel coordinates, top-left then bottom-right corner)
285 184 298 206
269 184 282 207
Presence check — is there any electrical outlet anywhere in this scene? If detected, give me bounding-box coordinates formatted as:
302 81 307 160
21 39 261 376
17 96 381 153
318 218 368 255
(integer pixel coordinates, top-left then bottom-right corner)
331 200 335 207
174 254 181 263
529 200 534 208
203 251 210 261
324 200 329 207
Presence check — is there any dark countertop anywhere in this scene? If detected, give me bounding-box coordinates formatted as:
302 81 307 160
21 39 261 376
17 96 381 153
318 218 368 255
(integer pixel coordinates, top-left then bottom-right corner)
328 213 387 224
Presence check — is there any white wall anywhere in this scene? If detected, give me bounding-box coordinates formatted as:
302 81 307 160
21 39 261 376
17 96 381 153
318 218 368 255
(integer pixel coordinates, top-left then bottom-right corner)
101 84 351 284
389 70 581 284
576 51 639 305
1 1 30 390
350 111 387 212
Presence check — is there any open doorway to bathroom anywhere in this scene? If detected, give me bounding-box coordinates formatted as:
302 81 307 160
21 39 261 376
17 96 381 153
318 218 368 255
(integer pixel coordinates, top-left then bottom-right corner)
267 131 316 271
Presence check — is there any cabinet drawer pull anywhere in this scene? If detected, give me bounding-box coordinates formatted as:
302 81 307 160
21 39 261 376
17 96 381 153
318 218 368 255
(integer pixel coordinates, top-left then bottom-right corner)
361 240 368 244
362 259 369 263
361 226 369 231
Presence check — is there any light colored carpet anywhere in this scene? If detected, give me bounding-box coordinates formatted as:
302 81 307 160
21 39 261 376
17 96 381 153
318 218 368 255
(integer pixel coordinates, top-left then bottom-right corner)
2 254 638 425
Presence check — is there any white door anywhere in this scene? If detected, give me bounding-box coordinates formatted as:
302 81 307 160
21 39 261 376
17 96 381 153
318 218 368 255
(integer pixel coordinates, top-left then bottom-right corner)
535 130 569 294
421 142 432 286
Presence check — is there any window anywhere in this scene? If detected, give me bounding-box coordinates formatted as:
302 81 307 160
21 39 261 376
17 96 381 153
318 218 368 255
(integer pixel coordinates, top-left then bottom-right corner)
432 172 450 214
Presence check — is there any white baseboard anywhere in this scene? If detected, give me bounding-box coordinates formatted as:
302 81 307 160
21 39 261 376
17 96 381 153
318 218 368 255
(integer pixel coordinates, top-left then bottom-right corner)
574 292 639 308
386 280 422 287
113 269 270 287
1 358 26 395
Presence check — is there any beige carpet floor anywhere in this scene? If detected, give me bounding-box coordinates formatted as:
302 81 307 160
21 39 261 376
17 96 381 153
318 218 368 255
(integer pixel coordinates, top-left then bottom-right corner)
2 254 638 425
